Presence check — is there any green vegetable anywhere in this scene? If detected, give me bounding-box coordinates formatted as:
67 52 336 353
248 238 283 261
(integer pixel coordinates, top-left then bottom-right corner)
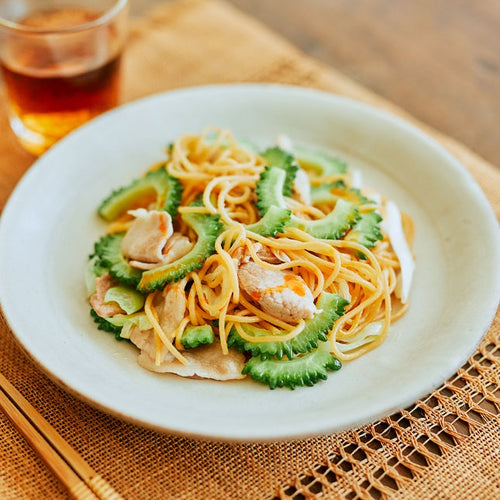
138 203 223 292
181 325 215 349
93 233 142 288
242 349 342 390
104 286 145 315
293 146 347 177
106 312 151 328
309 180 345 205
255 166 288 217
310 182 370 206
104 313 152 339
228 292 348 360
85 256 107 296
290 198 359 240
256 166 359 239
345 211 383 253
90 308 123 340
260 147 298 196
97 166 183 221
309 180 382 253
245 205 292 237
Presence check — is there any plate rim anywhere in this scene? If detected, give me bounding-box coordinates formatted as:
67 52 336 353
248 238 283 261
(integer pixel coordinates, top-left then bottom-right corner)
0 83 499 441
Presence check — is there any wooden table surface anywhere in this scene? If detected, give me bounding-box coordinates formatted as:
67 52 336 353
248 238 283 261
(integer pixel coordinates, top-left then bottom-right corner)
132 0 499 167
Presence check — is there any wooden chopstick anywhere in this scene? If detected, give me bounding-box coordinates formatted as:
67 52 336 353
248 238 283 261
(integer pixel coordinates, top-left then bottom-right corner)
0 385 98 499
0 372 124 500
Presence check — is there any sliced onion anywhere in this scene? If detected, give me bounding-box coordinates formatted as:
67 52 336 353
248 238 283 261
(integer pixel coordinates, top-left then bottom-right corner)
350 169 363 189
336 321 384 353
293 168 312 205
274 133 293 152
382 200 415 304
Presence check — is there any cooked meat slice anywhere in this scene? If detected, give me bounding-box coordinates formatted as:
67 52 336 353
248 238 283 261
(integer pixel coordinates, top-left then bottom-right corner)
232 246 250 267
129 285 187 363
127 260 158 270
137 342 246 380
129 327 157 360
89 273 124 318
121 209 173 264
254 242 290 264
162 233 194 263
129 232 194 270
238 261 317 322
232 242 290 267
154 285 187 335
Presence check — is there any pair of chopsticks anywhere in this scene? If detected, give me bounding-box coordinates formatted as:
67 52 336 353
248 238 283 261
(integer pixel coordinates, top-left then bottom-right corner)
0 371 124 500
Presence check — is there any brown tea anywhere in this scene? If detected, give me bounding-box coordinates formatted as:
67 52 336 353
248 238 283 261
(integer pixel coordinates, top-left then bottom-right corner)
0 7 123 155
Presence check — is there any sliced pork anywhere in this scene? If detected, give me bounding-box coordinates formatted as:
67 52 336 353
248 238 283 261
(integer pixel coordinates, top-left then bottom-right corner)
238 261 317 322
89 274 124 318
121 209 173 264
137 342 246 380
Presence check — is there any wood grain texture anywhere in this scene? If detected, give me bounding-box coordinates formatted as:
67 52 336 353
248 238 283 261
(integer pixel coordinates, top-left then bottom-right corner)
132 0 500 166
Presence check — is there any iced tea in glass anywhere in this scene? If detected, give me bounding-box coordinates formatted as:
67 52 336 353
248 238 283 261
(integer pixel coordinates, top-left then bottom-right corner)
0 0 128 155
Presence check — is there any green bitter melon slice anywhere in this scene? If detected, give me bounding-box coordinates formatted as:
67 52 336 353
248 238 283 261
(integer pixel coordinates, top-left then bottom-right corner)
242 349 342 390
90 308 124 340
245 206 292 237
260 146 298 197
256 166 359 240
181 325 215 349
93 233 143 288
227 292 348 360
98 166 183 221
138 205 223 292
344 211 383 252
310 182 370 206
293 145 347 177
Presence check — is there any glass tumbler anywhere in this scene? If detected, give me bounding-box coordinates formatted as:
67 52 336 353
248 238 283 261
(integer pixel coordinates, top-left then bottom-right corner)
0 0 128 155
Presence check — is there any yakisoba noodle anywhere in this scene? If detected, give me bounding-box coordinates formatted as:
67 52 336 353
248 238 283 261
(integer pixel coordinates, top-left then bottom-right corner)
87 128 415 389
169 130 405 357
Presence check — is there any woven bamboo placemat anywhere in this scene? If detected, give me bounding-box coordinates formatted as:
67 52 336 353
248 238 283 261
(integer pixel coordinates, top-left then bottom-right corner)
0 1 498 498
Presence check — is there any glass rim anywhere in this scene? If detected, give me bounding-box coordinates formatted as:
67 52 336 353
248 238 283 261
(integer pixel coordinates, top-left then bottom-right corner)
0 0 128 34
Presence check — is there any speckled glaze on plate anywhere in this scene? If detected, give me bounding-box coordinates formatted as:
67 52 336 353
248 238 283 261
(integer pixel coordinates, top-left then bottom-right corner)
0 84 498 441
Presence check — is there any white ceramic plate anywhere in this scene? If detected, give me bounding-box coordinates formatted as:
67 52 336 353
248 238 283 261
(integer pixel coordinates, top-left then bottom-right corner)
1 84 499 441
